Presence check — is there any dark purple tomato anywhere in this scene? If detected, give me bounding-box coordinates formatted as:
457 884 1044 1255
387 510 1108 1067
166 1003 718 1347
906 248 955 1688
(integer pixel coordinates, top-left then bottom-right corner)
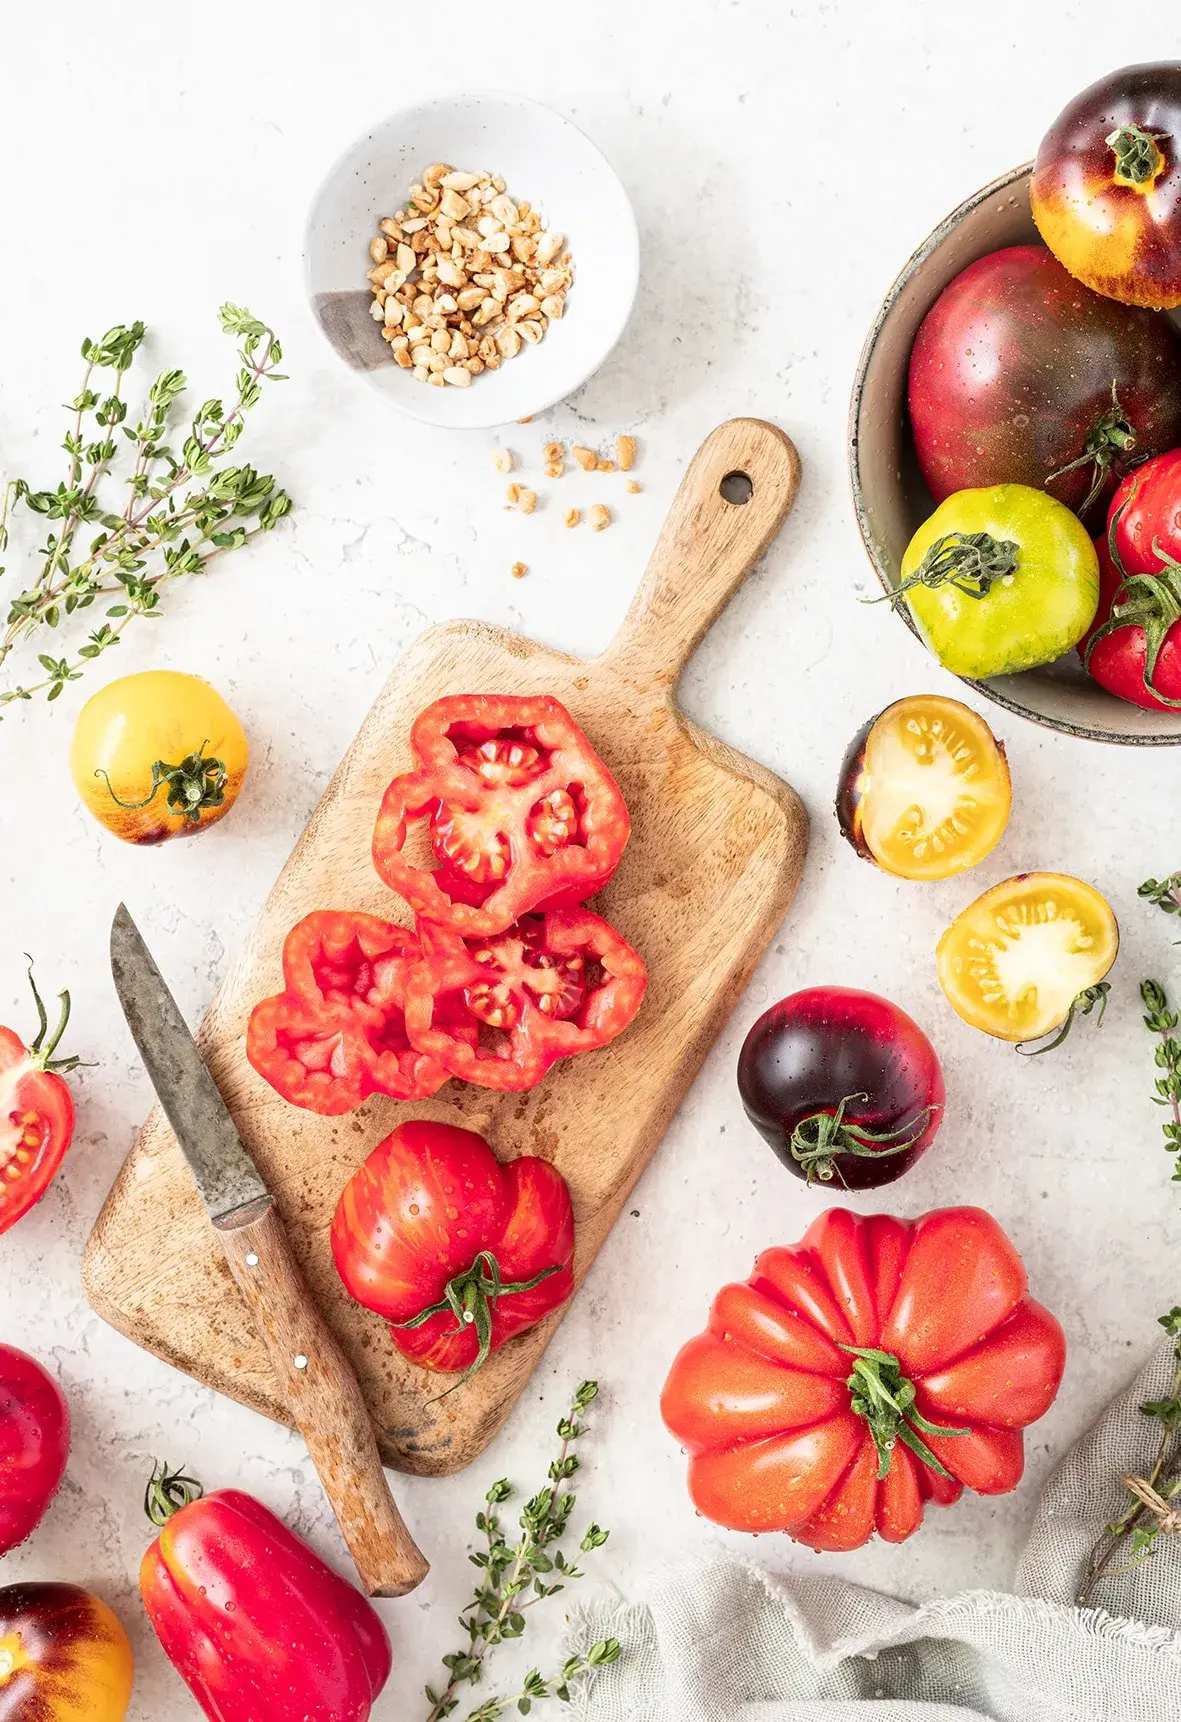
908 243 1181 519
736 986 945 1189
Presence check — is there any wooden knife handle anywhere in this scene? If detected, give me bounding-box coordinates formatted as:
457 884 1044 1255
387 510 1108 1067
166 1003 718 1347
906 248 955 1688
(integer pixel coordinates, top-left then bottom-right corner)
603 418 802 687
214 1196 429 1598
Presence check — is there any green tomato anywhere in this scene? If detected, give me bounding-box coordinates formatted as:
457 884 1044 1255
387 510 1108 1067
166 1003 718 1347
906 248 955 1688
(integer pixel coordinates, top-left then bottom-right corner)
898 484 1099 678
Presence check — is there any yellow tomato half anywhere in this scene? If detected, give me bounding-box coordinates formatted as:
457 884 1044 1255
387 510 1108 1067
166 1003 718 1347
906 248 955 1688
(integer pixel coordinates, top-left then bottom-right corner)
837 695 1011 881
937 872 1119 1043
70 671 248 845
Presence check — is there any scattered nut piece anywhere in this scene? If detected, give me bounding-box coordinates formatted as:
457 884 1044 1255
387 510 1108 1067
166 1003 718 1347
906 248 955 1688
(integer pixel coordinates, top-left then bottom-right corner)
506 483 522 505
571 445 597 472
596 459 617 473
544 464 563 480
510 561 529 580
627 479 641 493
492 449 515 474
543 441 564 464
616 436 637 471
564 508 581 528
588 503 611 532
518 488 537 515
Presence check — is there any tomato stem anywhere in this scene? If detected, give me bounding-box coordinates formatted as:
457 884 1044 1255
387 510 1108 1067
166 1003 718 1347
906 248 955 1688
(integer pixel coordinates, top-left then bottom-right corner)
1084 499 1181 706
789 1093 939 1185
394 1251 563 1398
839 1344 968 1481
1107 122 1167 186
1046 382 1138 517
23 957 91 1074
95 741 228 825
143 1460 204 1528
1015 982 1111 1056
877 532 1020 608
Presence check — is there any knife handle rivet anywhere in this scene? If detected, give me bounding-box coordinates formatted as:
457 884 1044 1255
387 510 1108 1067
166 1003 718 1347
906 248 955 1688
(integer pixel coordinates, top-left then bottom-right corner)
245 1253 259 1267
294 1354 309 1371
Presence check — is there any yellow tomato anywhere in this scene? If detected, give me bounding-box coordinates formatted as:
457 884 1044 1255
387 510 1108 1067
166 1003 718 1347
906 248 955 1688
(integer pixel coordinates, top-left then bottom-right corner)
0 1582 134 1720
70 671 248 845
837 695 1011 881
937 873 1118 1044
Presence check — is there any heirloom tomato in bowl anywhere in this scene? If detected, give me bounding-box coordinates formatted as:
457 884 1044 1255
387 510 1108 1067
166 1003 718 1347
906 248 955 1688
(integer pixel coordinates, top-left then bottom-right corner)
737 987 944 1188
1032 62 1181 310
837 694 1010 880
850 160 1181 743
1081 450 1181 710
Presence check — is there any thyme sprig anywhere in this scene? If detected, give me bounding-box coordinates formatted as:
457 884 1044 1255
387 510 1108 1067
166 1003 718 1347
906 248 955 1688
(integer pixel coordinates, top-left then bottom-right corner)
425 1381 620 1722
0 305 291 712
1139 978 1181 1186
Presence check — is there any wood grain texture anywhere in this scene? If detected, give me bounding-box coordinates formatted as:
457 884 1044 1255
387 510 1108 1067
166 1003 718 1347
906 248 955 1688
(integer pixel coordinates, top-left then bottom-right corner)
82 418 808 1476
216 1196 430 1595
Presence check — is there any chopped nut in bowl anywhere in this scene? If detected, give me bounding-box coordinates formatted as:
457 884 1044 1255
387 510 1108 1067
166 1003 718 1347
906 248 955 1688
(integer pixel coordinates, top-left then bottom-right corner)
304 94 639 429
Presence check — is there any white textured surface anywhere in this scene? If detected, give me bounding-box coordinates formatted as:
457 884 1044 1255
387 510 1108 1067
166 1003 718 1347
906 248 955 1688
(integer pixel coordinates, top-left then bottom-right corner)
1 4 1178 1717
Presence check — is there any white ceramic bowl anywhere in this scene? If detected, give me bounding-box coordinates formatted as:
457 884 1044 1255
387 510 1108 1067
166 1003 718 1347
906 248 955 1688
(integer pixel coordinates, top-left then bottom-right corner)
303 93 639 430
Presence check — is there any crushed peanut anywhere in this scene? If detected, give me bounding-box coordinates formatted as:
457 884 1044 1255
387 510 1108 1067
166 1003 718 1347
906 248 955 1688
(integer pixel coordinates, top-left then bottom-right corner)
367 169 573 388
505 482 522 505
510 561 529 580
627 479 641 493
492 449 514 474
616 435 637 471
564 508 581 528
543 441 564 463
518 488 537 515
571 445 597 472
588 503 611 532
596 459 616 473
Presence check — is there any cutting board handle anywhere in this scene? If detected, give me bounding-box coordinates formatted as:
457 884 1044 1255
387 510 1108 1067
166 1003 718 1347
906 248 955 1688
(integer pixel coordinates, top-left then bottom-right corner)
603 418 802 687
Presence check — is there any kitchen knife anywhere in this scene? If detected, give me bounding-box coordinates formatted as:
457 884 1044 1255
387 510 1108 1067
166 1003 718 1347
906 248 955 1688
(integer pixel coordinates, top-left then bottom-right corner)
110 902 429 1598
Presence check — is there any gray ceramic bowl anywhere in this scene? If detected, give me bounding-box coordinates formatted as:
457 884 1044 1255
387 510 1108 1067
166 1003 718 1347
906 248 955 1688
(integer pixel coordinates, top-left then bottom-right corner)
849 161 1181 745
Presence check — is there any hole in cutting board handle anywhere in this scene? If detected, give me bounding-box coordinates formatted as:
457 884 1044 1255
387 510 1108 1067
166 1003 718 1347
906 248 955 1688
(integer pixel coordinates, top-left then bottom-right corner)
720 470 754 505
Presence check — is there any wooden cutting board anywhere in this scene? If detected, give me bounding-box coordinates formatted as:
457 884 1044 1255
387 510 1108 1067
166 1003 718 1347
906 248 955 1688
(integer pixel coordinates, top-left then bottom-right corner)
82 418 807 1477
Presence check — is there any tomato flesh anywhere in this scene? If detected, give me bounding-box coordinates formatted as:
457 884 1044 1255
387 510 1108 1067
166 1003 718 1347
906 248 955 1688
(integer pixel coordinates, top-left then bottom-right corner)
837 696 1011 881
0 1031 75 1236
937 872 1119 1042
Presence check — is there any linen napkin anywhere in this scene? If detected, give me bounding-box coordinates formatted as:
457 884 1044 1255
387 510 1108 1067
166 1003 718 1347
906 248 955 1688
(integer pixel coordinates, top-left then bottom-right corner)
568 1342 1181 1721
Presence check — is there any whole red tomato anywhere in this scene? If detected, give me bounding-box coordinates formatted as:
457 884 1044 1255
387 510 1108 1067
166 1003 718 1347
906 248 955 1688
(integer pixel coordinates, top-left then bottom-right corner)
908 244 1181 517
1082 449 1181 708
0 965 85 1235
332 1121 574 1383
736 988 944 1188
661 1207 1066 1551
0 1344 69 1555
141 1471 391 1722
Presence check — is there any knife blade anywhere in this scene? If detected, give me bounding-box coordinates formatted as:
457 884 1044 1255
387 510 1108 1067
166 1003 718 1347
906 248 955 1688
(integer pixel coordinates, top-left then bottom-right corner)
109 903 429 1599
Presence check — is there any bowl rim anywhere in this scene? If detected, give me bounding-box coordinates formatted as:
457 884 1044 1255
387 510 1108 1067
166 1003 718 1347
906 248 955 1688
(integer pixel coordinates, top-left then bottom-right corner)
847 159 1181 747
300 89 641 431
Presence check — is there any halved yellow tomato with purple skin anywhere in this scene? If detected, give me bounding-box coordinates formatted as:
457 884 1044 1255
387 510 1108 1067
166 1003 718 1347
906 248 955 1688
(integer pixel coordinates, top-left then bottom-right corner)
937 873 1118 1044
1032 62 1181 309
837 696 1011 882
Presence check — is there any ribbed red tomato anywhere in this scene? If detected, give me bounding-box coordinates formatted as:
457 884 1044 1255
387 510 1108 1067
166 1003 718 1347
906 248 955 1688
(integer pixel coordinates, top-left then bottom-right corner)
1082 449 1181 708
332 1122 574 1384
661 1207 1066 1551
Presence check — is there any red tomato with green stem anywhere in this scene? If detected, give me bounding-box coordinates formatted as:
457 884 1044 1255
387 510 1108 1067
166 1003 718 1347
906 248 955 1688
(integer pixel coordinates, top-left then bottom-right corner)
1082 449 1181 708
0 1345 70 1556
140 1467 391 1722
661 1206 1066 1552
0 963 87 1235
737 988 944 1189
372 694 631 938
332 1122 575 1385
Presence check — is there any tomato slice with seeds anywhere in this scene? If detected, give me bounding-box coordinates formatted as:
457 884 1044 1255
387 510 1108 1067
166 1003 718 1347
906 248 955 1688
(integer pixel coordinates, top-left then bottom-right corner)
937 873 1119 1044
837 696 1011 882
404 907 647 1092
372 695 630 938
246 911 448 1113
0 970 82 1236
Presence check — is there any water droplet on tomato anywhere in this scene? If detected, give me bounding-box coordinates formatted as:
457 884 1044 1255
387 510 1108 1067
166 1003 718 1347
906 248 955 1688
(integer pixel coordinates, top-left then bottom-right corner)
408 1203 420 1216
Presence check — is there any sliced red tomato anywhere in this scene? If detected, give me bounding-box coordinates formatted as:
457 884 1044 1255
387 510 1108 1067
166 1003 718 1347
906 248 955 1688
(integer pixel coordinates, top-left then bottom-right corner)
246 912 447 1114
661 1206 1066 1551
0 967 83 1236
403 907 647 1093
331 1121 574 1382
1082 450 1181 709
371 695 631 938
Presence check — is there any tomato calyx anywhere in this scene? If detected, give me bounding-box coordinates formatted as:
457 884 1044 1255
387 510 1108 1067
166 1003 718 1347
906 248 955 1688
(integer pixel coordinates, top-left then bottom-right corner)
1107 122 1168 187
881 531 1020 608
1047 382 1138 517
143 1460 205 1528
789 1093 940 1185
1015 981 1111 1057
1084 502 1181 705
95 741 229 826
839 1344 968 1482
393 1249 563 1394
21 960 88 1076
